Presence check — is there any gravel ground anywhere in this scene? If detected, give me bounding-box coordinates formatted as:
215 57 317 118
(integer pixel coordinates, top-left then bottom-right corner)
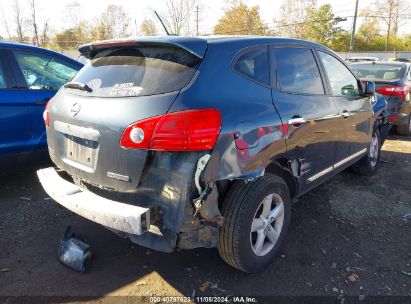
0 135 410 303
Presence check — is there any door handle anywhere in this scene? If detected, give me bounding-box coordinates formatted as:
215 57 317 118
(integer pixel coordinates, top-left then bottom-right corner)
341 110 350 119
288 116 306 127
35 98 51 105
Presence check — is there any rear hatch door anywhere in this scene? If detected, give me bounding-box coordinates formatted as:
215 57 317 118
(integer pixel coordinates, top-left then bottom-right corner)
47 39 206 192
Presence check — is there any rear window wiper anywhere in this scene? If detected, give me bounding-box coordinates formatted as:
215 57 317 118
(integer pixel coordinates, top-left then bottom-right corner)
64 82 93 92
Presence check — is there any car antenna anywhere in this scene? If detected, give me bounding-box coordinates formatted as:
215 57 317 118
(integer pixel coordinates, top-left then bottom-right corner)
154 11 171 36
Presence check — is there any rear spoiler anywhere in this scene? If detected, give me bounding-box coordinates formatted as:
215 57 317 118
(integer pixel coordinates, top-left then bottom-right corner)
79 36 208 60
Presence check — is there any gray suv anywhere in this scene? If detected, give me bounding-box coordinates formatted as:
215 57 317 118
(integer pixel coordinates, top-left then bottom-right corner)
38 36 379 273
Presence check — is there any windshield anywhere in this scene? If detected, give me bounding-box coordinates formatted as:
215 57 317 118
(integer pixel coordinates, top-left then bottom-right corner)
351 64 405 82
70 46 201 97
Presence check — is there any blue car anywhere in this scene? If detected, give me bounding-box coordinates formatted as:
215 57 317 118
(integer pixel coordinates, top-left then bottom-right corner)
0 42 83 164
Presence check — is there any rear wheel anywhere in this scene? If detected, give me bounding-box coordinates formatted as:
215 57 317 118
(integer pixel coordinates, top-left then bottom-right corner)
218 174 291 273
353 129 381 176
396 115 411 136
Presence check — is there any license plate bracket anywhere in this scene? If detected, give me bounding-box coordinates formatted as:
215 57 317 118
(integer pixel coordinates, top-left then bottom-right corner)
63 135 99 171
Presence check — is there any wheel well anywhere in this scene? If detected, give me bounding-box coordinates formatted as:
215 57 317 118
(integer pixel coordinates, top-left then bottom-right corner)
265 159 298 199
216 158 299 206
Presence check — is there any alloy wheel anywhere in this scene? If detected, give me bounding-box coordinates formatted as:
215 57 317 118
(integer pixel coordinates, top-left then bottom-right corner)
250 193 284 257
369 133 379 168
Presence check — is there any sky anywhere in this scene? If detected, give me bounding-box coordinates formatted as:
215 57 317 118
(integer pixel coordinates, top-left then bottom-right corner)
0 0 410 38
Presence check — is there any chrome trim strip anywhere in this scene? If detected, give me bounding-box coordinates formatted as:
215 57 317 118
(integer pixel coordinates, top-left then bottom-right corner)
334 148 367 169
315 113 342 121
288 117 306 125
307 148 367 182
307 166 333 182
54 121 101 142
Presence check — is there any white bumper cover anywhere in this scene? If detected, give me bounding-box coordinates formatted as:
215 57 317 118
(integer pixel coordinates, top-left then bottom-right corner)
37 167 150 235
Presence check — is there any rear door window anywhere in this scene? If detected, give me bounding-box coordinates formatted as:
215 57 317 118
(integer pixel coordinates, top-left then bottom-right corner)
13 50 79 90
319 51 360 96
233 47 269 86
70 46 201 97
274 47 324 95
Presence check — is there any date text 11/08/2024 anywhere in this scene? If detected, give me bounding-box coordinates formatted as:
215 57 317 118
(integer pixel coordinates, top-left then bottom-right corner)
149 296 258 303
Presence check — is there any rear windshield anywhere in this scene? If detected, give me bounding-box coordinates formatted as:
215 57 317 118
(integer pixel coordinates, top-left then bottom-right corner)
351 64 405 81
69 46 201 97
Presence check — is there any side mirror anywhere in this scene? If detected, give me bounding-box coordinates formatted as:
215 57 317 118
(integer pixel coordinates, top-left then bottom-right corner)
341 84 356 96
364 81 375 96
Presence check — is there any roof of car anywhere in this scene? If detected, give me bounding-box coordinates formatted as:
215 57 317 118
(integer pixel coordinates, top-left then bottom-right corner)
0 41 82 66
86 35 327 45
79 35 331 59
347 56 378 59
200 35 324 45
351 61 409 66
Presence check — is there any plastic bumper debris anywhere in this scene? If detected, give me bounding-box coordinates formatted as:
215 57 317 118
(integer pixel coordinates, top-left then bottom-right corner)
57 226 92 272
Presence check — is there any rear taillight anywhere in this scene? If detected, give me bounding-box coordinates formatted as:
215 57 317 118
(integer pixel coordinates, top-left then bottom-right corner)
120 109 222 151
377 84 410 101
388 115 400 122
119 115 163 149
43 98 54 127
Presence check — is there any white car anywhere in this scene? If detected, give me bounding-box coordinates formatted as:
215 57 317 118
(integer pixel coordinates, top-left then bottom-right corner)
346 56 379 63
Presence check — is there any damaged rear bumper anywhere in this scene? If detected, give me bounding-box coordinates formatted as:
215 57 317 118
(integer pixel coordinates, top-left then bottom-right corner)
37 167 150 235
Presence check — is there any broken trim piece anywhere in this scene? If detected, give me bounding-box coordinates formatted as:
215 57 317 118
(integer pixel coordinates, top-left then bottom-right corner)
194 154 211 194
37 167 150 235
57 226 92 273
192 154 211 216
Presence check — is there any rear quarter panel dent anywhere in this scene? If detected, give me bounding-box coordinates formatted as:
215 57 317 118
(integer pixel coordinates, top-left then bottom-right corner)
168 42 287 182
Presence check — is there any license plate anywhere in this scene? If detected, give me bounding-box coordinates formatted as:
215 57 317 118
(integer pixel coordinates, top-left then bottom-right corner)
64 135 98 169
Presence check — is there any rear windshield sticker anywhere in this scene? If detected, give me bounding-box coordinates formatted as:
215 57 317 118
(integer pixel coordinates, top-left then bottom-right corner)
108 84 143 97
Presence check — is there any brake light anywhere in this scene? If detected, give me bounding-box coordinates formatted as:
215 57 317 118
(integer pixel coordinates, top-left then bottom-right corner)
388 115 399 122
120 109 222 151
43 98 54 127
377 84 410 101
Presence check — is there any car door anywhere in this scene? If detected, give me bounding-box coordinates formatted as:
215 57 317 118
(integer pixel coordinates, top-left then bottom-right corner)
0 48 33 155
317 51 373 165
270 46 341 191
9 49 80 149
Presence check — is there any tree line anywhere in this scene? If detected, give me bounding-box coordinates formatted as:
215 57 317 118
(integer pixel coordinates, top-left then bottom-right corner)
214 0 411 52
0 0 410 52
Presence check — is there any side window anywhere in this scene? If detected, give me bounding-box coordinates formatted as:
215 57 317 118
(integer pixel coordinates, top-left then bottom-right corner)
274 47 324 95
318 51 360 96
234 47 269 86
13 50 78 90
0 60 7 88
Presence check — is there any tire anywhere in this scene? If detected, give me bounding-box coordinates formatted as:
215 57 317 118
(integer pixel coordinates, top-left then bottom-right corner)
396 115 411 136
218 174 291 273
353 129 381 176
